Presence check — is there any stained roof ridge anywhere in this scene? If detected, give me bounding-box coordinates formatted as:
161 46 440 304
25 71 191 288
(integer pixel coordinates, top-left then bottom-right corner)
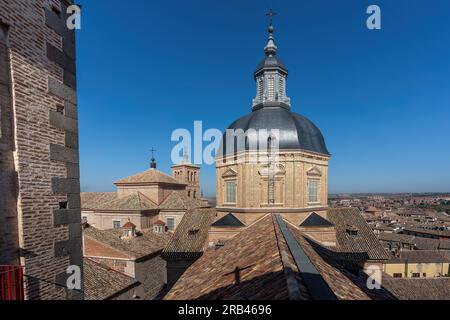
274 214 337 300
271 215 303 300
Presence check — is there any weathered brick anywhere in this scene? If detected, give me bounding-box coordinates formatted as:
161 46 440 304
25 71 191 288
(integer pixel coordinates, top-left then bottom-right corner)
47 43 76 74
67 193 81 209
53 209 81 225
65 131 79 149
1 0 82 300
69 223 82 238
64 101 78 120
52 177 80 194
49 110 78 133
50 144 79 163
48 76 77 104
44 8 65 35
66 163 80 179
55 239 82 257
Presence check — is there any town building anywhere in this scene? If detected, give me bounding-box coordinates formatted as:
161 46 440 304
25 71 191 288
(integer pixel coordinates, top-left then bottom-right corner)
0 0 83 300
214 20 330 232
83 258 139 300
383 250 450 278
171 153 201 199
81 158 209 232
83 221 170 299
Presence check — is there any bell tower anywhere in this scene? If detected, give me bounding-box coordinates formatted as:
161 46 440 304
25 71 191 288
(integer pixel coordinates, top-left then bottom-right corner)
172 153 201 199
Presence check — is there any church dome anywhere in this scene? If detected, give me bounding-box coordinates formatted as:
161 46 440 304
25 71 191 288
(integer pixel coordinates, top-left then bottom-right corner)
219 106 330 157
218 19 330 158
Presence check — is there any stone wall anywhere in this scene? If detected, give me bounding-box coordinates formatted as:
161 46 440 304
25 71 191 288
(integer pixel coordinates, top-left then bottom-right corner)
0 0 83 300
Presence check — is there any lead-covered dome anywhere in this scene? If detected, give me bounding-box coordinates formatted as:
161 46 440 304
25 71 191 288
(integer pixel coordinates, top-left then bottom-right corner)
217 20 330 158
219 106 330 157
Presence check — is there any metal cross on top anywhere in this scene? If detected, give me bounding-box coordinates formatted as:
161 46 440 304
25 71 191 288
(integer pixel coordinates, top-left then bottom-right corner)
266 8 277 24
150 147 156 159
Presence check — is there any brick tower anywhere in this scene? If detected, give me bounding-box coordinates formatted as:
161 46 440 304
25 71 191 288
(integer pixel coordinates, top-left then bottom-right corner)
0 0 83 300
172 153 201 199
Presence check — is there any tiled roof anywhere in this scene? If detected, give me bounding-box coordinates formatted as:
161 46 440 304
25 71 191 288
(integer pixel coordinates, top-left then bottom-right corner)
327 208 391 261
81 192 117 210
115 168 184 185
162 208 215 260
402 227 450 238
84 226 170 260
300 212 333 228
377 232 450 250
98 192 158 211
381 275 450 300
159 191 209 210
83 258 138 300
286 224 370 300
123 221 136 229
165 214 371 300
211 213 245 227
387 250 450 264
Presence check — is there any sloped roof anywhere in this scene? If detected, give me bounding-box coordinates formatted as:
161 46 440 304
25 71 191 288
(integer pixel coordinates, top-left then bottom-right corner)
83 258 138 300
378 233 447 250
402 227 450 238
211 213 245 227
81 192 117 210
93 192 158 211
162 208 215 260
381 275 450 300
164 214 371 300
300 212 333 228
327 208 391 261
387 250 450 264
159 191 209 210
115 168 184 185
84 226 170 260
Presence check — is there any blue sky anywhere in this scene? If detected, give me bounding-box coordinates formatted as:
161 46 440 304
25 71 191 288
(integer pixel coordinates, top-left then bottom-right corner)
77 0 450 196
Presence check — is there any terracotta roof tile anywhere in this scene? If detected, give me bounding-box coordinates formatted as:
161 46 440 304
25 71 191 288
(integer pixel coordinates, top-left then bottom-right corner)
95 192 158 211
165 214 373 300
83 258 138 300
387 250 450 264
162 208 215 260
165 215 301 300
84 226 170 260
159 191 209 210
115 168 183 185
381 275 450 300
327 208 391 261
81 192 117 210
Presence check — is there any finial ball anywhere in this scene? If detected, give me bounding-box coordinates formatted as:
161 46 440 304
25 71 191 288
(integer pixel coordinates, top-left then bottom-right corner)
268 24 274 33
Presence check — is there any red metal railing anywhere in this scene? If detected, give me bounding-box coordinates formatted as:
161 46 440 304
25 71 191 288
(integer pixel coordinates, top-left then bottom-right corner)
0 265 24 301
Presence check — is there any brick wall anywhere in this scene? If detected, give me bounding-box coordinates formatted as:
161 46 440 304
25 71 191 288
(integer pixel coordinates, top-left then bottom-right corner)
0 0 83 300
0 20 19 266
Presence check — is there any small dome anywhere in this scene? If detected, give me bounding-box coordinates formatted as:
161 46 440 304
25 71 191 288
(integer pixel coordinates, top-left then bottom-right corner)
255 56 287 76
218 107 330 157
